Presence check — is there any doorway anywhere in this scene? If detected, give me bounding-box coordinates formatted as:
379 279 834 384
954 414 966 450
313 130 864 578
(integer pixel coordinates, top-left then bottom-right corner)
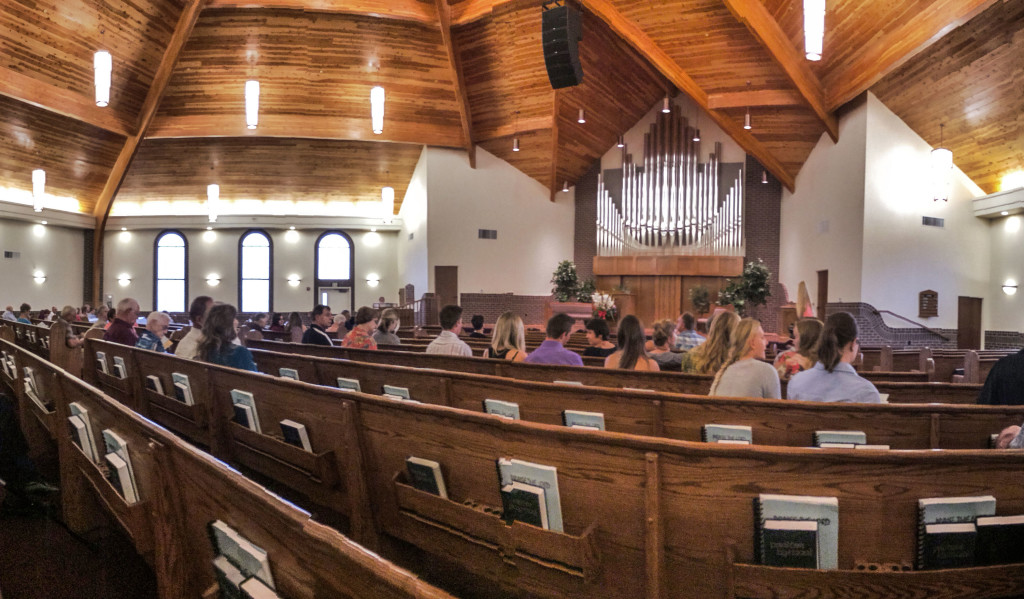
957 296 982 349
435 266 459 308
316 287 351 314
816 270 828 319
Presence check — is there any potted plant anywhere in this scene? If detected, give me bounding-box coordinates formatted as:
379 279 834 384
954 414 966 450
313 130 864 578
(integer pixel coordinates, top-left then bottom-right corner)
551 260 581 302
689 285 711 318
717 259 772 317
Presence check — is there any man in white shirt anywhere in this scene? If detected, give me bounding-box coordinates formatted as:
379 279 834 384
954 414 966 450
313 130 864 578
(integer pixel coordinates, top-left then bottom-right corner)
426 305 472 357
175 296 214 359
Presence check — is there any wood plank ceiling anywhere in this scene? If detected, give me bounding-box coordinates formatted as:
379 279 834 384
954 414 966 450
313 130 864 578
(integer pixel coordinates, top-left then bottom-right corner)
0 0 1021 223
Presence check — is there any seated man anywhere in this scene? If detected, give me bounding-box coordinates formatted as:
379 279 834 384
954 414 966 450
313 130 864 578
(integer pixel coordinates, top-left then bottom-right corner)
467 314 487 338
426 305 472 356
674 312 705 351
136 311 171 353
978 347 1024 405
103 298 141 346
301 305 335 346
1 306 15 321
525 313 584 366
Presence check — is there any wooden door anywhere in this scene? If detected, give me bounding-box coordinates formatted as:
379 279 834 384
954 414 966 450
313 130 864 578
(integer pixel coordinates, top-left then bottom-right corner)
816 270 828 319
435 266 458 309
957 296 983 349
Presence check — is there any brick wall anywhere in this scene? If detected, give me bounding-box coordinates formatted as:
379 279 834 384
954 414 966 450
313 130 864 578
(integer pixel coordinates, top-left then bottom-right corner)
743 155 786 334
985 331 1024 349
459 292 550 327
827 301 958 348
573 160 600 282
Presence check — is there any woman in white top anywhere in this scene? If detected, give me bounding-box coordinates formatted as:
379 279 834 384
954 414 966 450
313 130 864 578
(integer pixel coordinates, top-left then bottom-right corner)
708 318 781 399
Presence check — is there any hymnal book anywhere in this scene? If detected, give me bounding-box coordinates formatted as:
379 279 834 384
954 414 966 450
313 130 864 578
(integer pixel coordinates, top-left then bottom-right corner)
145 375 164 395
483 399 520 420
105 452 139 504
69 402 99 463
0 351 9 377
112 356 128 379
756 494 839 569
813 430 866 447
213 555 246 599
67 415 98 463
208 520 276 589
976 515 1024 566
234 404 257 432
278 368 299 381
989 433 1000 449
878 393 889 403
818 442 857 449
382 385 411 400
102 429 138 501
917 495 996 570
761 519 818 568
172 373 194 406
336 377 361 392
562 410 606 431
553 380 584 386
920 522 977 569
502 481 549 529
702 424 753 444
406 457 448 499
231 389 261 433
240 576 282 599
854 444 891 450
279 420 312 451
96 351 109 375
498 458 563 532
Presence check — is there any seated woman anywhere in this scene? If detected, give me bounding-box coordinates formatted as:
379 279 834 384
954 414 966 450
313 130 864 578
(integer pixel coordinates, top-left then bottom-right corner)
582 318 616 358
680 311 739 375
197 304 258 372
483 312 527 362
648 319 683 371
268 313 285 332
372 308 402 346
773 318 824 380
286 311 305 342
709 318 780 399
341 306 379 349
787 312 882 403
605 315 659 371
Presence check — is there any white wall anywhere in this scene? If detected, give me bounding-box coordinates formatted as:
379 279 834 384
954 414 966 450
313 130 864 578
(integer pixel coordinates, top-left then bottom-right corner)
861 94 989 330
397 147 429 297
986 215 1022 330
780 98 868 306
104 227 399 313
425 146 575 295
0 219 84 308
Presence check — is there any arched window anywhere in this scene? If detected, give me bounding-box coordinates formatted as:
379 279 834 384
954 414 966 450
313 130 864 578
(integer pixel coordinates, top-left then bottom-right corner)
239 230 272 313
316 232 353 281
154 231 187 313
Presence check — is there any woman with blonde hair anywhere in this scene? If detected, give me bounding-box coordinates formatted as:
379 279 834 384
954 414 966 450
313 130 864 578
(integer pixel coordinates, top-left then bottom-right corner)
373 308 402 345
709 318 780 399
796 281 814 318
483 311 527 362
680 311 739 374
605 315 659 371
648 319 683 371
774 318 824 380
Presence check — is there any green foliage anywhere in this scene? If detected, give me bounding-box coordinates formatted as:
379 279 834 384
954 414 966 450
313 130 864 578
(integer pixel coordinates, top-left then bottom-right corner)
717 259 772 317
551 260 581 302
576 278 596 302
689 285 711 317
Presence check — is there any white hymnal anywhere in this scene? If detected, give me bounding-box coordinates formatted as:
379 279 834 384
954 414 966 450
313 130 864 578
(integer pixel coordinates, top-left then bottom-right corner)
702 424 753 444
171 373 194 406
209 520 276 589
757 494 839 569
562 410 606 430
96 351 109 375
483 399 521 420
554 380 584 386
105 452 139 504
231 389 261 433
279 420 312 452
240 576 281 599
336 377 361 392
112 356 128 379
498 458 563 532
278 368 299 381
382 385 411 400
67 416 97 463
102 429 138 502
69 402 99 463
814 430 867 447
212 555 246 597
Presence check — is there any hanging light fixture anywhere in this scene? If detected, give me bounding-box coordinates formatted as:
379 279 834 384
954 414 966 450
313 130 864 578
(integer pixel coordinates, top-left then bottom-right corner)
662 95 671 114
744 108 752 130
371 86 385 134
207 184 219 223
762 170 768 184
693 110 701 142
616 135 625 148
562 181 570 192
94 51 112 107
512 109 520 152
245 80 259 129
803 0 826 61
577 109 585 124
32 169 45 212
931 123 953 202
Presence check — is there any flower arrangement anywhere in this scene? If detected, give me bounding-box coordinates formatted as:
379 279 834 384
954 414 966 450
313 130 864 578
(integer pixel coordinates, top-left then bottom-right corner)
591 292 618 321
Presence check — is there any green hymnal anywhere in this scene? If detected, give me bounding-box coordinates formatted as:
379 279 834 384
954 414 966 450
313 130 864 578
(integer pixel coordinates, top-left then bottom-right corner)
761 519 818 568
920 522 976 569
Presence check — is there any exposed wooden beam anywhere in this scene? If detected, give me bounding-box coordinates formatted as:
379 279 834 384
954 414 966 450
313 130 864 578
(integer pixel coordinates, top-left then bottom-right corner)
719 0 838 142
475 115 553 140
549 90 560 202
204 0 435 23
91 0 207 301
707 89 805 110
0 67 135 137
435 0 476 168
578 0 795 192
824 0 999 110
451 0 512 26
146 114 463 147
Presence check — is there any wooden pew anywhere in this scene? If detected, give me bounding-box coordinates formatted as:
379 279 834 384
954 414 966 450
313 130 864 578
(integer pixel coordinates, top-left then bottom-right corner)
964 350 1009 385
132 348 221 453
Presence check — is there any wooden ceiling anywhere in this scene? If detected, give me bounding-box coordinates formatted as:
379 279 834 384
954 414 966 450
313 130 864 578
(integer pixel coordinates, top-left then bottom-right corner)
0 0 1020 224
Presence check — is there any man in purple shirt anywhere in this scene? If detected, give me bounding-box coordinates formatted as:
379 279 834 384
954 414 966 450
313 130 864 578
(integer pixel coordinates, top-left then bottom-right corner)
103 297 141 346
525 313 584 366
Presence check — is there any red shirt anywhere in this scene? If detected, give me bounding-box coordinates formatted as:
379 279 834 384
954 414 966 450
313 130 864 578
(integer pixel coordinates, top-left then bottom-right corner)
103 317 139 346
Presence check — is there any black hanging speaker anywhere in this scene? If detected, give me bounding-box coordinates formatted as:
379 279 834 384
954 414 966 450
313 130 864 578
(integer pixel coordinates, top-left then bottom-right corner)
542 3 583 89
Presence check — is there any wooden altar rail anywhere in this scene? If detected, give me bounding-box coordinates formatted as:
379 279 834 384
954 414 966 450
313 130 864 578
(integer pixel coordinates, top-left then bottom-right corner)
29 338 1024 599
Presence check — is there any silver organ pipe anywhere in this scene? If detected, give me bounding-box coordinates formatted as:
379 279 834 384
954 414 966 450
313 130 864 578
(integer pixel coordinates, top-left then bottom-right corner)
596 105 745 257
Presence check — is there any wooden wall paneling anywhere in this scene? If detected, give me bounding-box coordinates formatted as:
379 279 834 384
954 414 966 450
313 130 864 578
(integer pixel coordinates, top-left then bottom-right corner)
653 276 683 324
206 0 437 23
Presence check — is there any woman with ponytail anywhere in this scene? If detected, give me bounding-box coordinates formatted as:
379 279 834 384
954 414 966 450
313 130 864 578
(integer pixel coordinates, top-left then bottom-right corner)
787 312 881 403
708 318 781 398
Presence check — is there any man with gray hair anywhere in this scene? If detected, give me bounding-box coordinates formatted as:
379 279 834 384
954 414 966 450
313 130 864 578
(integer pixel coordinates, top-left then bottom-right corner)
103 297 141 346
136 311 171 353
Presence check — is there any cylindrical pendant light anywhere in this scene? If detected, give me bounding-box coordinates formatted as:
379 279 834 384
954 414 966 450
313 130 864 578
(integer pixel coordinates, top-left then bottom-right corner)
513 137 520 152
662 96 671 113
762 170 768 184
245 81 259 129
577 109 585 124
803 0 825 61
94 51 112 107
371 86 385 134
32 169 45 212
562 181 570 192
207 184 220 223
616 135 625 148
744 108 752 130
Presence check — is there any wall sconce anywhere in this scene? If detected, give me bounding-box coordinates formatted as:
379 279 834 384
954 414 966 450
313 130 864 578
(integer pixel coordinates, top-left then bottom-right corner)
287 274 301 287
366 273 381 287
363 231 382 247
119 227 131 242
203 228 217 242
285 226 299 243
117 273 132 287
206 274 221 286
33 270 46 284
32 224 46 238
1003 279 1018 296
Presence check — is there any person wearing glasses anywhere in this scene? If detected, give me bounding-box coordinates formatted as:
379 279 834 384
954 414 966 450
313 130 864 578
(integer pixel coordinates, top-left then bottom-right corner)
786 312 882 403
